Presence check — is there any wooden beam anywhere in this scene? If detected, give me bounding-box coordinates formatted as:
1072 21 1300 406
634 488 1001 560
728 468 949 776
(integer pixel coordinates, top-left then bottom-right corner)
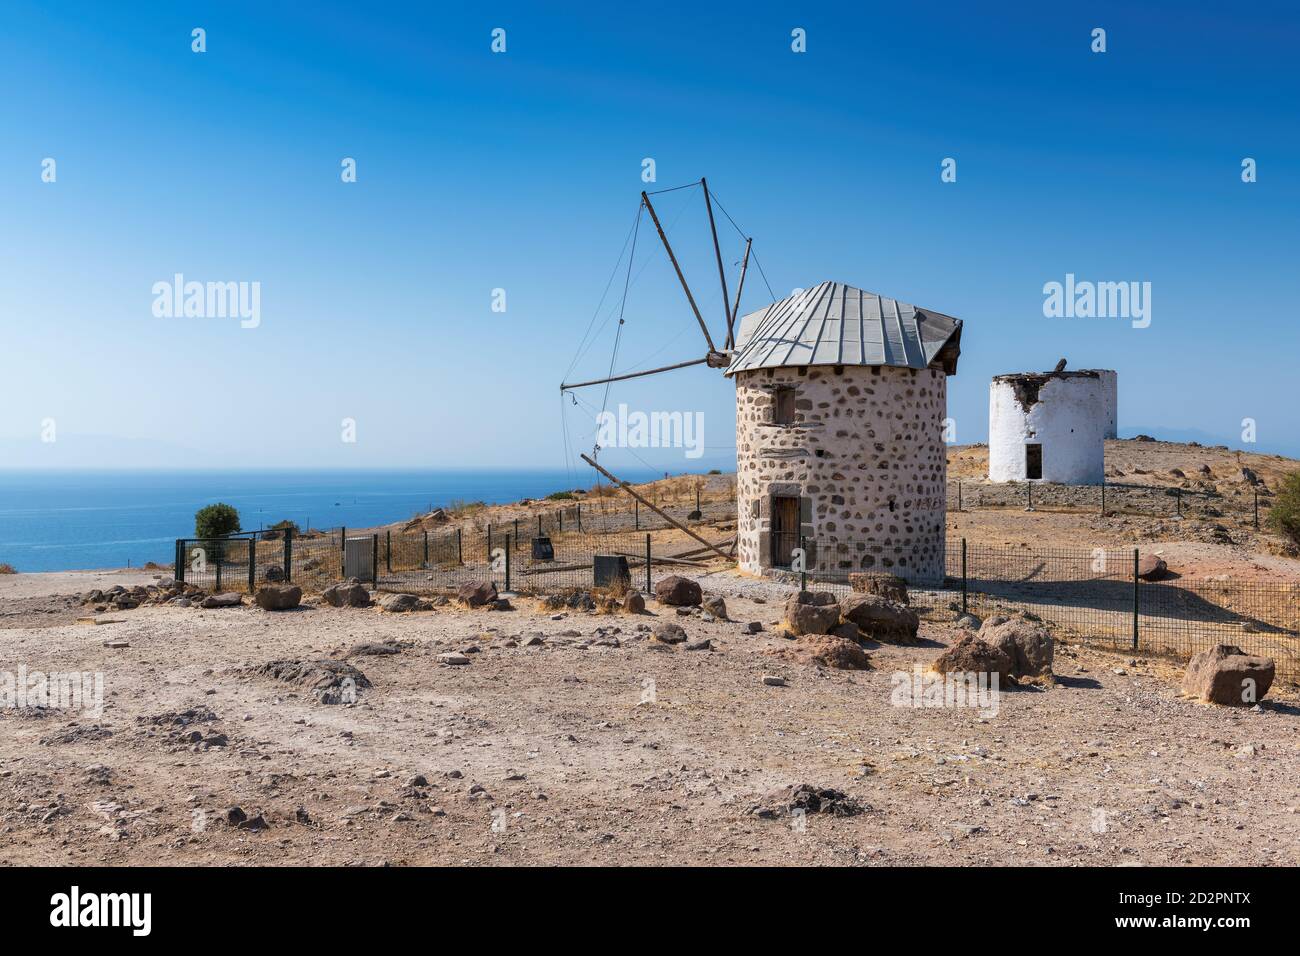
581 454 731 560
560 357 709 392
702 177 732 336
641 191 717 354
727 238 752 350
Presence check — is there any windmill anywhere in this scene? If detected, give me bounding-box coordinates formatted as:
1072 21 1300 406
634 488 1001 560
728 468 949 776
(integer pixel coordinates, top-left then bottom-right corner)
561 180 966 580
559 178 766 559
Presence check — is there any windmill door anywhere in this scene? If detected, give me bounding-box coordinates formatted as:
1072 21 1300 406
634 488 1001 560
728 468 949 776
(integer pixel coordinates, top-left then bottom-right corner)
770 495 800 568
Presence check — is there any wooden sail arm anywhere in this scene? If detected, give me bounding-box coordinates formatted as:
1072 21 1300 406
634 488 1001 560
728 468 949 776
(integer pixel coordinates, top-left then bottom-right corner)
702 177 732 339
641 190 717 354
727 237 752 350
580 454 731 561
560 357 711 392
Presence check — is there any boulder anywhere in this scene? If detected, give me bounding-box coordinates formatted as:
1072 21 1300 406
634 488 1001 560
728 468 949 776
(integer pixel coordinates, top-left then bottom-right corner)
783 591 841 636
702 595 728 621
381 593 427 613
847 571 908 605
1137 554 1168 581
978 617 1053 678
201 592 243 609
655 576 702 607
768 635 871 670
839 594 919 642
652 622 688 644
1181 645 1275 706
456 581 498 607
254 585 302 611
322 581 372 608
930 635 1014 683
622 591 646 614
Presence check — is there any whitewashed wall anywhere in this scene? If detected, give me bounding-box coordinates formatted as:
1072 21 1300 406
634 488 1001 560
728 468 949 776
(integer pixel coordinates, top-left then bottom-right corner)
988 372 1110 484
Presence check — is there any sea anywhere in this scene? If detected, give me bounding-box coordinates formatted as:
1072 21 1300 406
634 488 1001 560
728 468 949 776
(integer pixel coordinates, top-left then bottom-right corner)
0 469 663 573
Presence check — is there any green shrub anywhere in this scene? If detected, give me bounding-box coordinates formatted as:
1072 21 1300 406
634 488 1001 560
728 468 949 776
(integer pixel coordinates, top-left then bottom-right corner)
261 519 301 540
546 491 576 501
195 503 241 539
1266 469 1300 546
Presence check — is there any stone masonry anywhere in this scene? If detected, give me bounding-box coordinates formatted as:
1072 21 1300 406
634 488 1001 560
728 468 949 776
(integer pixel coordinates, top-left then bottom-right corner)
735 363 949 582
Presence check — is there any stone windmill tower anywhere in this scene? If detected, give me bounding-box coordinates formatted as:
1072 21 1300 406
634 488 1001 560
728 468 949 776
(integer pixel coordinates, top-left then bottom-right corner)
727 282 963 582
561 184 963 582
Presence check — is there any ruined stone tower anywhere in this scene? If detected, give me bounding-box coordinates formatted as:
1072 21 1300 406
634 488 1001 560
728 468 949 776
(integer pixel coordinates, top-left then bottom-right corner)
726 281 963 583
988 367 1115 484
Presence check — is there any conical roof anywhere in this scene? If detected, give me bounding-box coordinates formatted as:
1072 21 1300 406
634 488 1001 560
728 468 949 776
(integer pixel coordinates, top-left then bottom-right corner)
725 281 962 376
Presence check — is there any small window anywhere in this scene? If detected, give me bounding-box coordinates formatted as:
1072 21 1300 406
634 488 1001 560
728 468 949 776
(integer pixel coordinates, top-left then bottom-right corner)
773 387 796 425
1025 443 1043 480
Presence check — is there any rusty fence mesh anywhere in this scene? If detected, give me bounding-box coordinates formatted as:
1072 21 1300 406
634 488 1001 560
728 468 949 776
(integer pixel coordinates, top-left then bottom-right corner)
800 538 1300 682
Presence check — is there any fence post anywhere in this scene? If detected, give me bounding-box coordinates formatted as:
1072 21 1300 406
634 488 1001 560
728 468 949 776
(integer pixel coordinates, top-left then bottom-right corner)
799 534 807 591
537 515 542 537
645 533 652 593
176 540 186 584
1254 489 1260 529
635 500 640 530
1132 549 1140 650
487 524 493 563
1027 482 1033 510
423 530 429 566
215 551 222 592
456 527 462 565
386 529 392 573
558 509 563 533
504 534 511 592
1175 488 1182 517
284 528 293 583
340 525 347 576
248 536 257 592
514 518 519 545
957 481 962 512
577 503 582 532
961 538 968 614
1100 481 1106 516
372 535 379 587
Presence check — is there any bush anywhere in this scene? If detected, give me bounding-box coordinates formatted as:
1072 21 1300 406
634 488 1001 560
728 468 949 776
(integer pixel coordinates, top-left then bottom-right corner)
1266 469 1300 547
195 503 241 539
546 491 576 501
261 519 301 541
0 562 16 574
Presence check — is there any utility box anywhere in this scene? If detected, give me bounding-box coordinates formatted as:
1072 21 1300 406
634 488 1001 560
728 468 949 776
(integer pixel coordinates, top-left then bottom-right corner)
531 536 554 561
593 554 631 589
344 536 374 580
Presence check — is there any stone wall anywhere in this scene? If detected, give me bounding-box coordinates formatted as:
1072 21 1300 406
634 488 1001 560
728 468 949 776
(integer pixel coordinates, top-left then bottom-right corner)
733 364 949 582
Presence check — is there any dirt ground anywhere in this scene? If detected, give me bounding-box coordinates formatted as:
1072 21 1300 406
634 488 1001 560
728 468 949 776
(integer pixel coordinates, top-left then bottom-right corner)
2 439 1296 867
1 570 1297 867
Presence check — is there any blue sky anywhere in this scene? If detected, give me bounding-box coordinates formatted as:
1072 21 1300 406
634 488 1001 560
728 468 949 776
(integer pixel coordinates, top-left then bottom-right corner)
2 0 1297 478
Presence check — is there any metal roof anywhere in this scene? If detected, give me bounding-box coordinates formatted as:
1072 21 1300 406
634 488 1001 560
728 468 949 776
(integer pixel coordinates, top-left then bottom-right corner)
725 281 963 377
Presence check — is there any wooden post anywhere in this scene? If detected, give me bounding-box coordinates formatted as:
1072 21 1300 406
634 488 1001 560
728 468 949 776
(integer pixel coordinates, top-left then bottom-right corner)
284 528 293 584
248 537 256 593
1132 549 1140 650
961 538 968 614
340 525 347 576
645 533 652 593
580 454 731 560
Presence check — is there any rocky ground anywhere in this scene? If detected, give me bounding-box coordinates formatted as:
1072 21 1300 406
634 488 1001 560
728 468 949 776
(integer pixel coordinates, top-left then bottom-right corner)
1 569 1297 867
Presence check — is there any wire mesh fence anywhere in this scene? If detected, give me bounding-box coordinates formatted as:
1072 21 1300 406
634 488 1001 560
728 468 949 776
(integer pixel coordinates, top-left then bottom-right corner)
799 538 1300 681
175 526 693 598
947 479 1271 525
